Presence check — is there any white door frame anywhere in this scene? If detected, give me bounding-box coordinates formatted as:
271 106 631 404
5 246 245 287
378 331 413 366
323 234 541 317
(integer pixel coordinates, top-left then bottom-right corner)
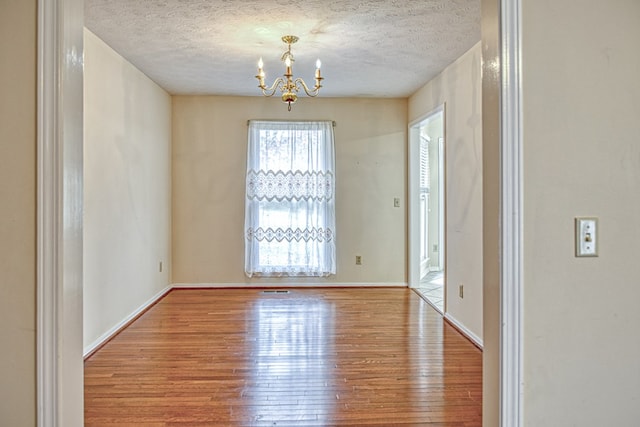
36 0 524 426
408 104 445 291
437 136 445 270
37 0 84 425
499 0 524 425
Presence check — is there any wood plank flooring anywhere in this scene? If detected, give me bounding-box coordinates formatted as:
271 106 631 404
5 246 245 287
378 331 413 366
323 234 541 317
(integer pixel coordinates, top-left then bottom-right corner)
84 288 482 426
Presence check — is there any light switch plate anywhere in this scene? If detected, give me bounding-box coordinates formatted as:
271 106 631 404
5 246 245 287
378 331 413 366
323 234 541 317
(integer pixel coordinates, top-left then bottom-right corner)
575 217 598 257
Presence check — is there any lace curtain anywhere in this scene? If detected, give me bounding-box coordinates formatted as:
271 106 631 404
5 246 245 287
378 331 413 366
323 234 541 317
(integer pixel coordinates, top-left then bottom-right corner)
244 120 336 277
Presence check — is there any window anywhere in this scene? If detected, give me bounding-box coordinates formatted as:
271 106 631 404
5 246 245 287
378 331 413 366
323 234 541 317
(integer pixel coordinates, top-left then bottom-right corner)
244 120 336 277
419 135 430 263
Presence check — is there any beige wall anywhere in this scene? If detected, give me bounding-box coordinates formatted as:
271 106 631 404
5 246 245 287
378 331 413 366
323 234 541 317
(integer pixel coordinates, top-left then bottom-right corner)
172 96 407 285
409 42 483 341
83 29 172 351
521 0 640 424
0 1 37 424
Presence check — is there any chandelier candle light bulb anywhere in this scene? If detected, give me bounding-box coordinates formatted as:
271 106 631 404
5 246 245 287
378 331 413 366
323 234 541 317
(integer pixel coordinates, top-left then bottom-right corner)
285 56 292 80
255 35 324 111
256 58 265 86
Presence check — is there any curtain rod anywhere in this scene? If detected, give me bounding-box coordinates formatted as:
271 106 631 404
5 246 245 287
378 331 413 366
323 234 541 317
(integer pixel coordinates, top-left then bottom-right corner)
247 120 336 127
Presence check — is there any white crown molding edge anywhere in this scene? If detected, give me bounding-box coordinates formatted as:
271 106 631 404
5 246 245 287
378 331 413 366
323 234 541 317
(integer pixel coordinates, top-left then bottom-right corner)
444 313 483 349
500 0 524 425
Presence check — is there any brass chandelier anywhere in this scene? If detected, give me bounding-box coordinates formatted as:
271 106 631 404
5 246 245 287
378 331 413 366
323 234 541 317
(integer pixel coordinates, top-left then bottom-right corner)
255 35 323 111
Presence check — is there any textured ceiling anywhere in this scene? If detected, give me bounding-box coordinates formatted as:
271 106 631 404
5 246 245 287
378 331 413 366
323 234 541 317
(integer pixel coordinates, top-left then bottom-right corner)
84 0 480 98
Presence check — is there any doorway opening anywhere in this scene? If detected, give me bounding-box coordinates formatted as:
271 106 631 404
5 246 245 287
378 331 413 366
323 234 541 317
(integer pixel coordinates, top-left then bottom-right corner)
409 106 445 313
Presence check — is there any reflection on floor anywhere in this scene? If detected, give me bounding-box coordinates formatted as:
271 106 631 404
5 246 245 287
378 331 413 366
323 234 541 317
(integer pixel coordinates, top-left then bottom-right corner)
414 270 444 313
84 288 483 425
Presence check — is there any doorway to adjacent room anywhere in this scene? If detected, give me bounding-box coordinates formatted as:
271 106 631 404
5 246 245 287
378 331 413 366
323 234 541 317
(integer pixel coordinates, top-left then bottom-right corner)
409 106 445 313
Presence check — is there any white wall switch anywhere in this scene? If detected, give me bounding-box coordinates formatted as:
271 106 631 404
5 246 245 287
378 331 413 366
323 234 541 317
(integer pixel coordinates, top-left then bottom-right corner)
575 217 598 257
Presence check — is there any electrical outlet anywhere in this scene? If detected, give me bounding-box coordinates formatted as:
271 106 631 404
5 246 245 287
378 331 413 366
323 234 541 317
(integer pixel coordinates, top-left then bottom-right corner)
459 284 464 298
159 261 163 273
355 255 362 265
393 197 400 208
575 217 598 257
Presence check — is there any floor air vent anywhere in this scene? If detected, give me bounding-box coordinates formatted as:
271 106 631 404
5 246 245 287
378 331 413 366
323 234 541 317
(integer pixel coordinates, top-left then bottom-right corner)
262 290 290 294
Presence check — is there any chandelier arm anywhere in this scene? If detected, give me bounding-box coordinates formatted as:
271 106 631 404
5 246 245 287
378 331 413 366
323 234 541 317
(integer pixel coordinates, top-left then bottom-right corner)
259 77 285 97
254 35 323 110
295 77 322 97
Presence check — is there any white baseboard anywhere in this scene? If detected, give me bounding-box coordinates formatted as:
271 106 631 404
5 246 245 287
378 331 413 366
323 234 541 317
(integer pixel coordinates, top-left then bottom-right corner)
444 312 483 349
83 285 172 358
171 282 408 289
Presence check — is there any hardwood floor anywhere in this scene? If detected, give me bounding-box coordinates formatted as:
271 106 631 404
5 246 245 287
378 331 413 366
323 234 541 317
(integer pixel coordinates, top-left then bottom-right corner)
84 288 482 426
